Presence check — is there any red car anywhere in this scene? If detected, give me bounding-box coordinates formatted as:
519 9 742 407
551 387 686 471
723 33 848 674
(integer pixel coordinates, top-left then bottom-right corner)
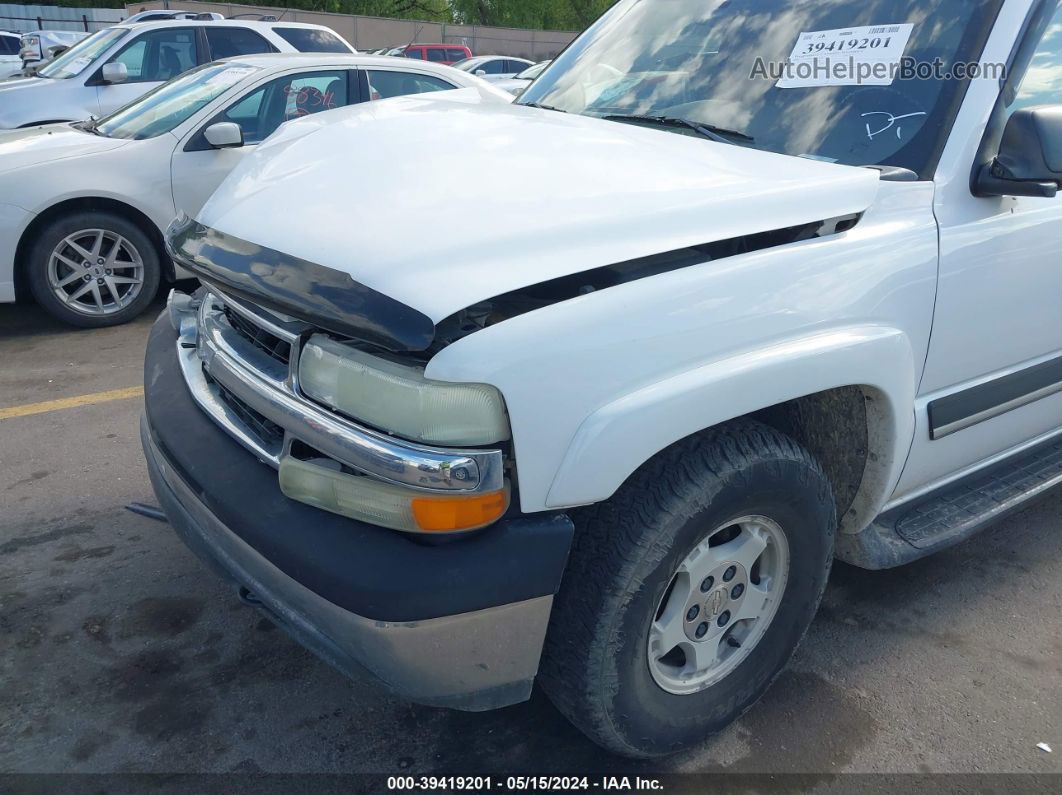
398 43 472 65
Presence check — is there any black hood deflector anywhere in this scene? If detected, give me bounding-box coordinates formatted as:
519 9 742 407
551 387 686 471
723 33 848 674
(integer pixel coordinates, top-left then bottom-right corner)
167 218 435 352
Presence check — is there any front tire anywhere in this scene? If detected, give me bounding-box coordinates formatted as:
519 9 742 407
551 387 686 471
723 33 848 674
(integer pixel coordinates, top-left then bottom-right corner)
539 420 836 757
27 210 161 328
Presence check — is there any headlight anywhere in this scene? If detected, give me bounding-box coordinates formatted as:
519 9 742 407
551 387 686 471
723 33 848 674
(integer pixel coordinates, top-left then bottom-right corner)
280 456 509 533
298 334 510 446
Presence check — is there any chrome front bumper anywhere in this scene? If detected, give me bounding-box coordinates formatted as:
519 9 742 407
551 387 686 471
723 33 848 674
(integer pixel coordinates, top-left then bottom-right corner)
168 289 504 494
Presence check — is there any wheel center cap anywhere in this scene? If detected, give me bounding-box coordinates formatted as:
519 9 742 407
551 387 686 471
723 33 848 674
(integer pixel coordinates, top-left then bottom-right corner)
703 586 729 619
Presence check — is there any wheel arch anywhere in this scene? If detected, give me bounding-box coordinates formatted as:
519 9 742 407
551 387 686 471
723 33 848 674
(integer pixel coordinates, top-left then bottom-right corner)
14 196 171 300
543 326 917 536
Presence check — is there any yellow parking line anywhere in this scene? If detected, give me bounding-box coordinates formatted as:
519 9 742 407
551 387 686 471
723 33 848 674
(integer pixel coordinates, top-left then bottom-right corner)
0 386 144 421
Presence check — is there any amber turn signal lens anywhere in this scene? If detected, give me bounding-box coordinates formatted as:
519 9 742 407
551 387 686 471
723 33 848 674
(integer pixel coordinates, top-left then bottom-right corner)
411 488 509 533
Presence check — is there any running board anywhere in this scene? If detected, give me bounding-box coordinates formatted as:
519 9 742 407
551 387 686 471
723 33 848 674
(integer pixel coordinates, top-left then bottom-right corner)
836 435 1062 569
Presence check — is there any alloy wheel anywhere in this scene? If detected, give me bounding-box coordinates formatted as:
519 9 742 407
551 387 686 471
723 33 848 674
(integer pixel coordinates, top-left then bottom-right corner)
46 229 144 316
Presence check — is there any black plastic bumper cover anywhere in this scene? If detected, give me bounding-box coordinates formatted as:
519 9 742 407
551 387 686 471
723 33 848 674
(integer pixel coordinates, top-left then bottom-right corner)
142 312 573 623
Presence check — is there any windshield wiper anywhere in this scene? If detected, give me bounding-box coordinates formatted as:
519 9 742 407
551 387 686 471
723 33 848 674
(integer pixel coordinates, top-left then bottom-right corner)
521 102 566 113
602 114 754 145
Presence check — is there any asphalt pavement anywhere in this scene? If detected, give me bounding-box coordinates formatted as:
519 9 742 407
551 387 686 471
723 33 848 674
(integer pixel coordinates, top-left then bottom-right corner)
0 298 1059 783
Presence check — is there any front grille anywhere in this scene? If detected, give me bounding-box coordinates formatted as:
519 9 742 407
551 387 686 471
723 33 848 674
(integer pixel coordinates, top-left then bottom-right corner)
224 306 291 365
206 372 284 447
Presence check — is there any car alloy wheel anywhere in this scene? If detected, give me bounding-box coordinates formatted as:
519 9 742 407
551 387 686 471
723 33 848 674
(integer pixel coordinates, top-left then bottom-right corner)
46 228 144 317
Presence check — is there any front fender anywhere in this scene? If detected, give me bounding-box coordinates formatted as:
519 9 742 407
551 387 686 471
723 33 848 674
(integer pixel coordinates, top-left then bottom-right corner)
544 326 917 520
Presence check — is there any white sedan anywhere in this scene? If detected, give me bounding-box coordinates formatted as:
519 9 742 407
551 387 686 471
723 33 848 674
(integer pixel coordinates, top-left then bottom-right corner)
493 60 551 96
452 55 534 82
0 53 509 327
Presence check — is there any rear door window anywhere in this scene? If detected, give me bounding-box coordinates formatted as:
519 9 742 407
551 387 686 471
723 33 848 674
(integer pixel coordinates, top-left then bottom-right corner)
447 48 468 62
365 69 456 101
481 58 506 74
272 27 350 53
426 48 447 62
205 27 276 59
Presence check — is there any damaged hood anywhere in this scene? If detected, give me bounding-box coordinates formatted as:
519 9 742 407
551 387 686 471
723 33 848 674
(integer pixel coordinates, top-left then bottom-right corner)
197 87 880 325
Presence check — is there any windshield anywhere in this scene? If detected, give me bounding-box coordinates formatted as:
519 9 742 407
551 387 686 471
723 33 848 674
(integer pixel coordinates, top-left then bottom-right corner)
517 61 550 80
519 0 1003 176
37 27 125 79
93 63 260 140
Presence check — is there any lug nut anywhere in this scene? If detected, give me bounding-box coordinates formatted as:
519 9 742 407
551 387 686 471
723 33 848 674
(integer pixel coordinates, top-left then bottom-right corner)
731 583 745 599
717 610 731 627
686 605 699 621
105 269 112 275
96 278 104 285
699 576 714 593
97 258 105 265
83 262 90 268
723 565 737 582
695 622 708 639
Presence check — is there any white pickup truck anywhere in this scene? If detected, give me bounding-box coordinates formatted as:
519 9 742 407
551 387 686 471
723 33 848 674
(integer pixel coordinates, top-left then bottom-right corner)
146 0 1062 758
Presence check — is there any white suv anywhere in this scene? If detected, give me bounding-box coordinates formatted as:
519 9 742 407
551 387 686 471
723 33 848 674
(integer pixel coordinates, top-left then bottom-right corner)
0 20 355 129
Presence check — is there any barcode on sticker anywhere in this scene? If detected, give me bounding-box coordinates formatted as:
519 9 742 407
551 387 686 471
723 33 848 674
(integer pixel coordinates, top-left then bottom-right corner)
868 26 902 34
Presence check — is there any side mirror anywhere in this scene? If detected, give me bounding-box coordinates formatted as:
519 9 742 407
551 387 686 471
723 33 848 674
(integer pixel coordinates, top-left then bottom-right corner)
975 105 1062 198
101 61 128 85
203 121 244 149
475 69 487 76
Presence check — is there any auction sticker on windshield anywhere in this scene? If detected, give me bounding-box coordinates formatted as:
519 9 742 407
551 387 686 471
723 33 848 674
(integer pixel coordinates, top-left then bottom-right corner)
777 23 914 88
204 64 259 88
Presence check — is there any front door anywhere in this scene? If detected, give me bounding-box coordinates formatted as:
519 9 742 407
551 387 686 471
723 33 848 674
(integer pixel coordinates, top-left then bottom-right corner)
896 6 1062 496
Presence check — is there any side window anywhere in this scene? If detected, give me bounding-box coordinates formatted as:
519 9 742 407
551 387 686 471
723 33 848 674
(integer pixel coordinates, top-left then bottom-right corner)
404 49 424 60
272 27 350 54
107 27 197 83
0 36 19 56
1010 10 1062 113
426 48 447 62
481 59 506 75
447 48 467 62
365 70 455 101
210 70 349 145
205 27 276 59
